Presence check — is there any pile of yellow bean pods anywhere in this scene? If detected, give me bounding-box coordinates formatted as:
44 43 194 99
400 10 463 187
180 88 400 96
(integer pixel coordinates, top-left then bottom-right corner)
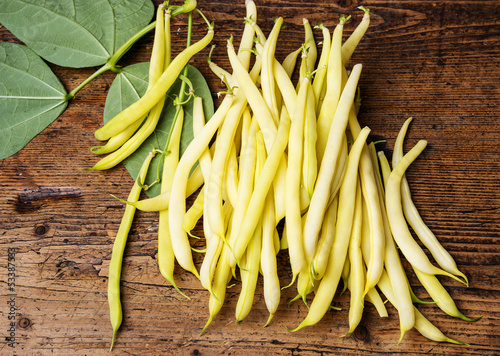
98 0 480 349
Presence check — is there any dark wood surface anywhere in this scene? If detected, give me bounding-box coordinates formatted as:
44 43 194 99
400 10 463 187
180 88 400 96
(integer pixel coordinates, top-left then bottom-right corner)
1 0 499 355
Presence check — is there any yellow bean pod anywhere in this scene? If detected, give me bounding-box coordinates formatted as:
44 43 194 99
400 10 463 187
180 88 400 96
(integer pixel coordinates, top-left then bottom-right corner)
315 16 346 162
108 150 155 350
386 140 463 283
286 76 310 284
346 182 365 335
341 7 370 64
393 117 468 284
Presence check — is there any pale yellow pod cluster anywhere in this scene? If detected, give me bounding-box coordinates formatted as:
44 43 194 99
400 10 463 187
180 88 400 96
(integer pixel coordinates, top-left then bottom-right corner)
107 1 478 347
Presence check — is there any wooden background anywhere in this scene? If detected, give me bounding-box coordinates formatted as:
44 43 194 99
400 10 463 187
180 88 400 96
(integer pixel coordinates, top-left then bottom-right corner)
1 0 499 355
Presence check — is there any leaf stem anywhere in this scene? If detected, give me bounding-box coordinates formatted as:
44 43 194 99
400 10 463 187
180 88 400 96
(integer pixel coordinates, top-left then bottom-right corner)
107 22 157 71
66 2 197 102
64 63 112 101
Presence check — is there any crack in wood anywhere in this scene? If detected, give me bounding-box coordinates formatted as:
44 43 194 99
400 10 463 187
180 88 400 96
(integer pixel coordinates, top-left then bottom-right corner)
15 186 82 213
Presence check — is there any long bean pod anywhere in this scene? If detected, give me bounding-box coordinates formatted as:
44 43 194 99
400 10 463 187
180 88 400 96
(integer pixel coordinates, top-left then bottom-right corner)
346 182 365 335
393 118 468 284
414 268 481 322
261 188 280 326
108 150 155 350
315 16 347 162
341 7 370 64
386 140 463 282
312 24 330 110
286 76 310 284
235 129 266 322
158 107 186 297
377 271 468 345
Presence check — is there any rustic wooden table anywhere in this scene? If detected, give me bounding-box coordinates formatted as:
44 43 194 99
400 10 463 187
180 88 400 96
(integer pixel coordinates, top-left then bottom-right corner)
1 0 499 355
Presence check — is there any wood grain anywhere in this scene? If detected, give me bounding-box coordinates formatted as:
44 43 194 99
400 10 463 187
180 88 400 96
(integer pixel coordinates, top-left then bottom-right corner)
1 0 499 355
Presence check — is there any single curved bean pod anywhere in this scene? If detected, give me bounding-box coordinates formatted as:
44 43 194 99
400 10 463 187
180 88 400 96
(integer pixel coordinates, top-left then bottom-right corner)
238 0 257 71
302 84 318 199
286 76 310 284
282 47 302 78
261 189 280 326
347 104 385 297
208 57 233 83
386 140 463 283
192 96 221 293
90 118 143 155
393 117 468 284
158 107 187 298
413 308 468 345
303 18 317 76
312 24 330 110
235 130 266 322
108 150 155 350
341 6 370 64
149 4 167 86
346 182 364 335
316 16 347 163
235 219 262 322
225 143 240 207
414 268 481 322
381 208 415 342
273 58 297 115
377 271 468 345
377 150 392 187
261 17 284 123
365 287 388 318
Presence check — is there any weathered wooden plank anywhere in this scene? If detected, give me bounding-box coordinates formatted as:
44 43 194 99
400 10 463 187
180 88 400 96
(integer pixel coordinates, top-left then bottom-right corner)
1 0 499 355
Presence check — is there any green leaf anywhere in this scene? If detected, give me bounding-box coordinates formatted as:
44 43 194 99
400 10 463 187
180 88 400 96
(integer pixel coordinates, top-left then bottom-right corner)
0 0 154 68
0 43 67 160
103 62 214 198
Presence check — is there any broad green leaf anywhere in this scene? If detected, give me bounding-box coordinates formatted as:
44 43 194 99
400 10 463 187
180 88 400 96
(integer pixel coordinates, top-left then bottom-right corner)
0 43 67 160
102 62 214 197
0 0 154 68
